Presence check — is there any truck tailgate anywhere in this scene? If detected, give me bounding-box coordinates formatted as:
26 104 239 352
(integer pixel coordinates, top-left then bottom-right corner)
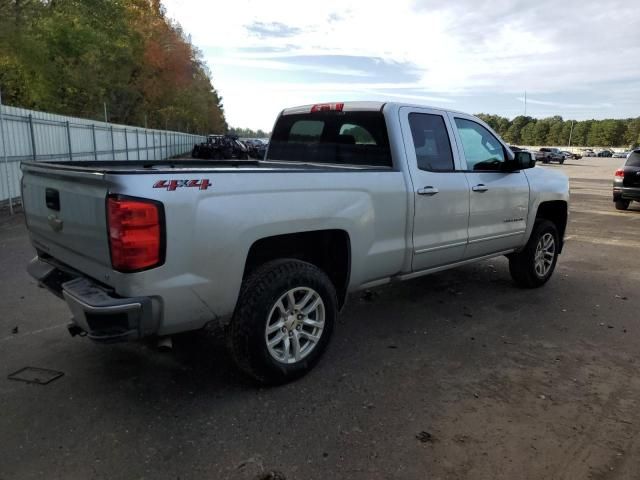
21 164 112 274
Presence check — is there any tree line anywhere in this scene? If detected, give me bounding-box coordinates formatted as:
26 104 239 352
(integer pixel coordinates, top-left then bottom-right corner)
227 126 269 138
0 0 227 133
476 114 640 148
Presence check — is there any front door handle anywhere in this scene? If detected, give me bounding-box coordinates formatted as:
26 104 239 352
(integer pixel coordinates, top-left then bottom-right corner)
472 184 489 192
417 186 439 196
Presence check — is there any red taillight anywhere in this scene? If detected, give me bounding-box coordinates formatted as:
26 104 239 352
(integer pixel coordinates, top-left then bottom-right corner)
107 197 163 272
310 102 344 113
615 168 625 177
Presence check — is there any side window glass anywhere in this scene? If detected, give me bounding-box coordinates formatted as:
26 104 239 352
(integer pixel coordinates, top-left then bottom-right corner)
289 120 324 143
408 113 454 171
454 118 506 171
339 123 376 145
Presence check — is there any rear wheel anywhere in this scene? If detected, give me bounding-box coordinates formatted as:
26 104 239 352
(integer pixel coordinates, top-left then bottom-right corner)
615 199 630 210
509 220 559 288
228 259 337 385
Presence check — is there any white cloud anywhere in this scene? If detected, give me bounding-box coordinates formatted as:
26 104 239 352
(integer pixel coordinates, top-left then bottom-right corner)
163 0 640 129
213 57 372 77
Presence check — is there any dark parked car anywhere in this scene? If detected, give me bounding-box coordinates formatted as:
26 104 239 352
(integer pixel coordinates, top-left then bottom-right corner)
613 149 640 210
243 139 268 159
192 135 249 160
598 150 613 157
535 147 565 164
561 150 582 160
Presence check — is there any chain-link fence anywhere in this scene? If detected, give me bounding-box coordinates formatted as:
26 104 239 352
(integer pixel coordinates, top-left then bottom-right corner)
0 103 205 212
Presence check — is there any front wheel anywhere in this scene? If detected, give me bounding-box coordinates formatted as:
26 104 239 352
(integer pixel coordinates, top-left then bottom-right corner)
508 220 560 288
228 259 337 385
615 199 630 210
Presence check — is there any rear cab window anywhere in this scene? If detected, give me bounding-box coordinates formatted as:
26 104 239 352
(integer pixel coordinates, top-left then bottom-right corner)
267 111 392 167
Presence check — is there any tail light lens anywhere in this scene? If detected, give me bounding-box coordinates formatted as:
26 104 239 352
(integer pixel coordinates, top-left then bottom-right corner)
107 196 164 272
615 168 625 177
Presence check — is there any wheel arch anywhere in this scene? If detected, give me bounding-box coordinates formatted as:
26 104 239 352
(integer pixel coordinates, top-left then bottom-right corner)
243 229 351 308
534 200 568 252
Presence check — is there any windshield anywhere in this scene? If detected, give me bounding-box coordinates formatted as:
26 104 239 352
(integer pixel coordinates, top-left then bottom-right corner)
266 111 392 167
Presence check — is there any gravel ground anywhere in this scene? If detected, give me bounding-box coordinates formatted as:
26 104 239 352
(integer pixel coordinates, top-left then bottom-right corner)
1 157 639 480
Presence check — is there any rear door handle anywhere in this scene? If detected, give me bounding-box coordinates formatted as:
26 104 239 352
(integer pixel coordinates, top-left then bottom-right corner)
472 184 489 192
417 186 439 196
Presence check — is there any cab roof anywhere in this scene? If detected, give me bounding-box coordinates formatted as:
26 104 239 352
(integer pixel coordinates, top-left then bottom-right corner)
280 101 466 117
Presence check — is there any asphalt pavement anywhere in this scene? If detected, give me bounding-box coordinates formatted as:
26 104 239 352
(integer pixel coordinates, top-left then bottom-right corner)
1 157 639 480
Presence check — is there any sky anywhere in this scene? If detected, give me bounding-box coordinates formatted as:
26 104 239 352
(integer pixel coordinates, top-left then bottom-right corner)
163 0 640 131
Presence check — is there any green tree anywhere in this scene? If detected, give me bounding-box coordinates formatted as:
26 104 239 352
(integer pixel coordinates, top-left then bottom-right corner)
0 0 227 133
532 120 550 145
572 121 592 146
545 117 564 146
560 121 575 146
599 120 626 147
588 121 605 146
624 118 640 148
504 116 533 145
476 114 511 139
520 121 537 145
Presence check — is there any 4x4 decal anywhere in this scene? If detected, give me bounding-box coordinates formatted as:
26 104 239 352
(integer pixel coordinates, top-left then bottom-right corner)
153 179 212 191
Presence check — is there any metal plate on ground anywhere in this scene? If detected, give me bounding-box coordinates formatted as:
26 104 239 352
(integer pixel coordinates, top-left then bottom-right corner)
8 367 64 385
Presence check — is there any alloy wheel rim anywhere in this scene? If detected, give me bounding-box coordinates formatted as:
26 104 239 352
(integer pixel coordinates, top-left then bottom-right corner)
534 232 556 278
265 287 325 364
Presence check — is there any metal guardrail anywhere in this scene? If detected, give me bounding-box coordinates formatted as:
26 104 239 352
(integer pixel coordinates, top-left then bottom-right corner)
0 101 205 212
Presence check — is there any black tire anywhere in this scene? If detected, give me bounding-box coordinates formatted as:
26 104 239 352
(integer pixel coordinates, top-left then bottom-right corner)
508 220 560 288
228 259 337 385
615 199 630 211
191 146 198 158
543 157 550 164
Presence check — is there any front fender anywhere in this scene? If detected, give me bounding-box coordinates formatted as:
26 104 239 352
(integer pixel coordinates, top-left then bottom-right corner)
523 167 570 245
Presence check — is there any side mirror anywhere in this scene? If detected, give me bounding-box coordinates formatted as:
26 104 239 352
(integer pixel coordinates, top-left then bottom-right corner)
513 151 536 170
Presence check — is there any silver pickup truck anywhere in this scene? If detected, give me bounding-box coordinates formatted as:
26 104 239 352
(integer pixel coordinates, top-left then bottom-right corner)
22 101 569 384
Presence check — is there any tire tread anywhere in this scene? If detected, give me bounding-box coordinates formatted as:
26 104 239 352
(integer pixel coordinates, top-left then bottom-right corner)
509 220 559 288
228 259 336 384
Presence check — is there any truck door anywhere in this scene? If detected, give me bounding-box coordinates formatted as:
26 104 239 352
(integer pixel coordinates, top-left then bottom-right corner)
399 107 470 271
447 113 530 258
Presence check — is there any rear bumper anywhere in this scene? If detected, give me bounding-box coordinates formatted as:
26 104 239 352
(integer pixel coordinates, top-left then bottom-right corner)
613 186 640 201
28 257 157 343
